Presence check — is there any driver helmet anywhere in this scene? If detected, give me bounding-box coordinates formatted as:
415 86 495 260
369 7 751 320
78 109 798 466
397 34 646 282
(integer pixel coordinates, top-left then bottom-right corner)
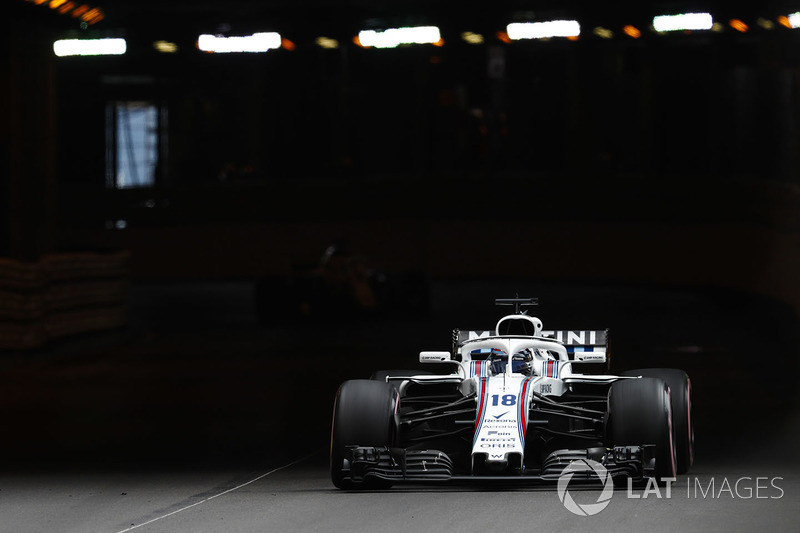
489 348 534 376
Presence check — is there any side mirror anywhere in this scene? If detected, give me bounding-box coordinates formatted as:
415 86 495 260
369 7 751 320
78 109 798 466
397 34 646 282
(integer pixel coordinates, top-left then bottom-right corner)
573 351 606 363
419 351 451 363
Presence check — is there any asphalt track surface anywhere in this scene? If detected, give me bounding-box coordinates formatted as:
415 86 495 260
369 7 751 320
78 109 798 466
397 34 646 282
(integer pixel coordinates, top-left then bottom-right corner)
2 452 798 533
1 280 799 532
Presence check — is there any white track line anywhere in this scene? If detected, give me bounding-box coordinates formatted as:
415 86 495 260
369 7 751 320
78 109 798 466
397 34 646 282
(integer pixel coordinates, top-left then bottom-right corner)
115 452 317 533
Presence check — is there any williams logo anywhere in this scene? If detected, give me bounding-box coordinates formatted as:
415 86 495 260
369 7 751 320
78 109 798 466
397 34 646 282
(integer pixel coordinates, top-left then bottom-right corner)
556 459 614 516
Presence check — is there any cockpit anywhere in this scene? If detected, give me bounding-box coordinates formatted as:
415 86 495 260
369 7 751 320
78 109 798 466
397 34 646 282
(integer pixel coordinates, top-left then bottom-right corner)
469 346 560 377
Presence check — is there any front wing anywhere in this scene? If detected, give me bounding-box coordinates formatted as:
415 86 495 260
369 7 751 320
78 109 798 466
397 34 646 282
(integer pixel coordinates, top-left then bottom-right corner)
342 445 656 485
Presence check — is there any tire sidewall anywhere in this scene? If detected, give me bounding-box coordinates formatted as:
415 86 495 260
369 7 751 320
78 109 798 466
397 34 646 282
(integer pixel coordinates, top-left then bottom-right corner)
330 379 398 489
622 368 693 474
608 377 677 480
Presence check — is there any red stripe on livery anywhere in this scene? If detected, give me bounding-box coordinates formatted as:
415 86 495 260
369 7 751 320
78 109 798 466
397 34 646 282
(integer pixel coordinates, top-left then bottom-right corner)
474 378 487 432
520 378 531 439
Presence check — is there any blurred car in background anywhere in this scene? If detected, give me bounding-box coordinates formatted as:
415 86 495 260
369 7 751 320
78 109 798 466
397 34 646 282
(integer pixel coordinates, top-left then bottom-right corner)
254 244 430 323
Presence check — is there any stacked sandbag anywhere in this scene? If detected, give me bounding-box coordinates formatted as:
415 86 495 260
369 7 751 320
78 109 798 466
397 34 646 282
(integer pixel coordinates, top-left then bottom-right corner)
0 251 129 350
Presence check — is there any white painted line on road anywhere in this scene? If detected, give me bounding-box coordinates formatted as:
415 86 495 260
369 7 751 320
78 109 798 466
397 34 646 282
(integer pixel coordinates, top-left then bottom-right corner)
115 451 317 533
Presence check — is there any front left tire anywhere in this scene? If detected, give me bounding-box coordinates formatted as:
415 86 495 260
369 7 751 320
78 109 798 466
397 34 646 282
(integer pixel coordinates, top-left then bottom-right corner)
330 379 398 489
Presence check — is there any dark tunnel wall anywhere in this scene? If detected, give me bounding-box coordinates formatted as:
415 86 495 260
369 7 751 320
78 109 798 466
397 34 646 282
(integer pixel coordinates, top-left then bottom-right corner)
4 2 800 315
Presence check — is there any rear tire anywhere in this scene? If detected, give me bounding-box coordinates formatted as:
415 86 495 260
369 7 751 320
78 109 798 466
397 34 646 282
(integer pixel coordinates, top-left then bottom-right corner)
330 380 397 489
608 377 677 481
622 368 693 474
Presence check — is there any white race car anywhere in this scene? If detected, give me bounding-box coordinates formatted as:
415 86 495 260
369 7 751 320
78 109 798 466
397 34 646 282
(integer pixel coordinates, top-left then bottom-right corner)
330 298 693 488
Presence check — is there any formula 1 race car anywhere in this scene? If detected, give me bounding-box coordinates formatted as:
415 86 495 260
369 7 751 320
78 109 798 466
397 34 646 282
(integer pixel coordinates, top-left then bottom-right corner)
330 298 693 488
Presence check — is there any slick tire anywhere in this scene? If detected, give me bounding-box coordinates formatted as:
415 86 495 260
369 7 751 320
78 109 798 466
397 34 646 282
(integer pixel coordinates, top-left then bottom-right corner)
608 377 677 481
622 368 694 474
330 379 397 490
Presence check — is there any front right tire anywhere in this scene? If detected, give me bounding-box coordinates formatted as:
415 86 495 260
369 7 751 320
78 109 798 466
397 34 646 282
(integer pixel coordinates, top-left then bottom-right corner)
621 368 693 474
607 376 677 481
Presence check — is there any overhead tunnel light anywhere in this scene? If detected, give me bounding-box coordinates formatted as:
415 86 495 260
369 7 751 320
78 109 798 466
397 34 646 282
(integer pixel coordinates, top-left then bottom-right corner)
315 37 340 49
653 13 713 32
57 1 76 15
506 20 581 40
623 25 642 38
356 26 442 48
757 18 775 30
197 32 282 53
53 38 126 57
593 27 614 39
28 0 104 24
153 40 178 53
461 31 484 44
730 19 749 33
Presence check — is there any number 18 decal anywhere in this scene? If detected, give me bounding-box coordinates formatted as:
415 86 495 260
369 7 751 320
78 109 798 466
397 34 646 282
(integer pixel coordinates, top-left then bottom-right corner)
491 394 517 406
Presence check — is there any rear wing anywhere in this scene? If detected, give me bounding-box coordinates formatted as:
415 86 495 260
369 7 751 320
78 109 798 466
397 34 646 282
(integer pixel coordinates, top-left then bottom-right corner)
452 328 610 370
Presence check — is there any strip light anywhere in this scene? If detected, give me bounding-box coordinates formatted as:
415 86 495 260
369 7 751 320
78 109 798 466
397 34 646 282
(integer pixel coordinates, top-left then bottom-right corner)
653 13 713 32
357 26 441 48
53 38 126 57
197 32 282 53
506 20 581 40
